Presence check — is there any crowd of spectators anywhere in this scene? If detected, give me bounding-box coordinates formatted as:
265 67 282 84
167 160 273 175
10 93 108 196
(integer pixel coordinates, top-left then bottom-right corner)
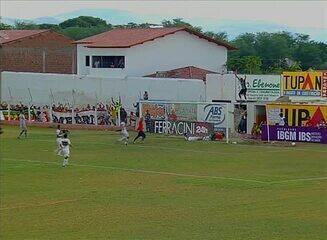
1 92 147 126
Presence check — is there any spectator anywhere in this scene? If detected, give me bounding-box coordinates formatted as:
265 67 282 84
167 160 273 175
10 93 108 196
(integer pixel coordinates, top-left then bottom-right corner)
133 102 140 117
278 113 286 126
129 112 136 127
145 110 151 132
110 105 117 125
94 60 100 68
238 110 247 133
120 107 127 124
143 91 149 100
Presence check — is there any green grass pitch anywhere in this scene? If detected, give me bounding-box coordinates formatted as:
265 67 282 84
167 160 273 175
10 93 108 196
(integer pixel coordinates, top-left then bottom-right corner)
1 125 326 239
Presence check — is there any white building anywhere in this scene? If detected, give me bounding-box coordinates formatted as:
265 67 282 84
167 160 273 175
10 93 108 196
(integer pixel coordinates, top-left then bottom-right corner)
75 27 236 78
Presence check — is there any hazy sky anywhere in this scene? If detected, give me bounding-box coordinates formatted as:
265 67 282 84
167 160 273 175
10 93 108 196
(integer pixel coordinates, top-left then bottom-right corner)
1 0 326 29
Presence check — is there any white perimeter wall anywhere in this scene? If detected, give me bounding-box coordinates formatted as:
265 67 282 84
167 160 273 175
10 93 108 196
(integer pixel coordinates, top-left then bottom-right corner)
77 31 227 77
1 71 290 134
0 72 206 112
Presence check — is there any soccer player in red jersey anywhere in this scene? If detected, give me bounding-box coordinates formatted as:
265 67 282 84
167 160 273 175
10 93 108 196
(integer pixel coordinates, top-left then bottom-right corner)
133 117 146 143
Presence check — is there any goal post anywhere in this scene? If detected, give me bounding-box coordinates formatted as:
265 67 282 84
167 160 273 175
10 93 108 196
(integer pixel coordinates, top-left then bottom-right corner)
139 100 231 143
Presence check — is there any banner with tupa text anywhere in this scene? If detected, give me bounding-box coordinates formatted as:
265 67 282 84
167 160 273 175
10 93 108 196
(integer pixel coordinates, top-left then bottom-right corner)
262 103 327 143
282 71 327 98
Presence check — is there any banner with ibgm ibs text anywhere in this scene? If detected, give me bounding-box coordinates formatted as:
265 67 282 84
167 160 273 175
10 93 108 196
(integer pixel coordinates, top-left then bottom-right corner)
261 125 327 144
266 104 327 127
282 71 327 97
264 103 327 143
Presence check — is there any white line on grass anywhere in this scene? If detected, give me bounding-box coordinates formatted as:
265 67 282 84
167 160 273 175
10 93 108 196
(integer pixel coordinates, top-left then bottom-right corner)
270 177 327 183
3 157 327 184
3 157 267 184
0 198 85 211
29 138 299 156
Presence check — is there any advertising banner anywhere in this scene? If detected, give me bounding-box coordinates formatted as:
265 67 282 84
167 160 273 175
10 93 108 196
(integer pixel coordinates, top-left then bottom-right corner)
322 71 327 98
261 125 327 144
97 110 110 125
141 102 166 120
266 104 327 127
236 75 280 101
152 120 214 136
52 111 73 124
166 103 197 121
197 103 227 132
282 71 324 97
74 110 96 124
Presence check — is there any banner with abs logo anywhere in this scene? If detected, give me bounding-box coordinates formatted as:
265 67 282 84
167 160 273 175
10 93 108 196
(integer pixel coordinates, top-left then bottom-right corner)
282 71 326 97
266 104 327 127
197 104 227 131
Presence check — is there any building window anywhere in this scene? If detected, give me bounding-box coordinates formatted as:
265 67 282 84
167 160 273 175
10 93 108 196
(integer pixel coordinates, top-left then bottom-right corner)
85 56 90 66
92 56 125 68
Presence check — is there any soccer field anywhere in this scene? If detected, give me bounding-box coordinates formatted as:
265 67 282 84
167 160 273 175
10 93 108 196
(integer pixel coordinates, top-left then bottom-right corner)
1 125 326 240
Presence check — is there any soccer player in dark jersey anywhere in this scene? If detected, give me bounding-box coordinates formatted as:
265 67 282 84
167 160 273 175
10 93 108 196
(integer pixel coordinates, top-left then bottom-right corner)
133 117 146 143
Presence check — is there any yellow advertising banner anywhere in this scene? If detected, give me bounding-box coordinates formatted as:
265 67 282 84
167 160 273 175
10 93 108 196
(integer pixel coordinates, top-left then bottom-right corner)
282 71 326 97
266 104 327 126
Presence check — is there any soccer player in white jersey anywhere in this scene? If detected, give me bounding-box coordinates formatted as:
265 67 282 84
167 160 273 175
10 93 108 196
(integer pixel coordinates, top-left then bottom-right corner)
184 133 203 141
55 125 63 155
118 122 129 145
17 111 27 139
59 133 71 167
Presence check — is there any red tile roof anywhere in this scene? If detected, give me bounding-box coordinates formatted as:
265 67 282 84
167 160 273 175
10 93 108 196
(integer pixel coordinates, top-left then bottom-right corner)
0 30 50 45
144 66 217 81
75 27 236 50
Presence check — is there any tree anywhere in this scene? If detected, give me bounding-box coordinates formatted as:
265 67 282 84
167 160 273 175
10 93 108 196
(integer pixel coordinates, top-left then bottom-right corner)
0 17 12 29
59 16 108 29
204 31 228 42
38 24 60 31
0 22 12 30
243 56 262 74
162 18 202 32
59 25 111 40
227 56 262 74
14 20 39 30
229 31 327 73
293 41 324 70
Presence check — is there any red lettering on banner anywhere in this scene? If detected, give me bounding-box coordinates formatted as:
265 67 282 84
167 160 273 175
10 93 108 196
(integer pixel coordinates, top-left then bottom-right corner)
322 72 327 98
302 74 314 90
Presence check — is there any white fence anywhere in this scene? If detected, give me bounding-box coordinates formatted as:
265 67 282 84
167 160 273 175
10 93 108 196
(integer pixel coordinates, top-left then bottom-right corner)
0 72 206 113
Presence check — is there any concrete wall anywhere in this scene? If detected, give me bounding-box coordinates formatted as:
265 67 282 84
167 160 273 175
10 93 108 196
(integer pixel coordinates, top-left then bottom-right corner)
0 71 206 112
2 71 297 134
77 31 227 77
